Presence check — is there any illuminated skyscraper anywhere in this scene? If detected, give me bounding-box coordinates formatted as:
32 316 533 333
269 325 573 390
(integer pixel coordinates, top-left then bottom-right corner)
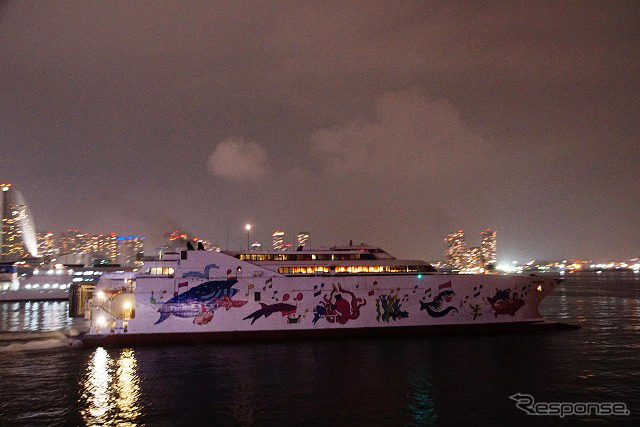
296 231 309 248
465 247 484 272
1 183 38 260
36 232 57 259
445 230 466 270
89 233 117 262
59 230 89 255
481 229 497 268
116 236 144 266
272 231 285 251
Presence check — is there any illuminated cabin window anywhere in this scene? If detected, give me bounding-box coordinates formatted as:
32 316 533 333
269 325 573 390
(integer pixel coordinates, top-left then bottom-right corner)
143 267 175 277
277 265 432 275
236 253 375 261
277 266 331 275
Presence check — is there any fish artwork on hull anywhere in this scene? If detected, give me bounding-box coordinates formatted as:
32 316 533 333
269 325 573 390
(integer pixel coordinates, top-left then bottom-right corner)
420 282 459 318
487 289 524 317
243 303 297 325
155 279 241 324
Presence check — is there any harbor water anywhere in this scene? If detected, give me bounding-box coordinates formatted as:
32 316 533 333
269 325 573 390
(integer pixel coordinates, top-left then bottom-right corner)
0 273 638 425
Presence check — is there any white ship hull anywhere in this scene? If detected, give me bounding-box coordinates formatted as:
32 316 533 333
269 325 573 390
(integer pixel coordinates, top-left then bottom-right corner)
81 249 563 345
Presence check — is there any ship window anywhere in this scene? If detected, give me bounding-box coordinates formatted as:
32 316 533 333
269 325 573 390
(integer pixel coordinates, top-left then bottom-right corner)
146 267 175 276
254 292 261 301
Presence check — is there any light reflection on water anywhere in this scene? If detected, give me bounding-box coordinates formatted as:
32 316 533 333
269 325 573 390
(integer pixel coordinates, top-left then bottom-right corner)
80 348 141 426
0 300 73 333
0 273 639 425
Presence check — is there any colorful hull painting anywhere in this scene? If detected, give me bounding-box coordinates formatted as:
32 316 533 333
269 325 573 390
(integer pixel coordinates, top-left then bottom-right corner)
154 279 247 325
312 284 366 325
90 272 557 339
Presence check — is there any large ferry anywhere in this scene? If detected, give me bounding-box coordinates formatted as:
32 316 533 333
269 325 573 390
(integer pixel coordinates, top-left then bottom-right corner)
76 244 563 345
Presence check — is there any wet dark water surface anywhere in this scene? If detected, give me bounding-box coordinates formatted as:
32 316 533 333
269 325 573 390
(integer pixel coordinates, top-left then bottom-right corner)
1 273 639 425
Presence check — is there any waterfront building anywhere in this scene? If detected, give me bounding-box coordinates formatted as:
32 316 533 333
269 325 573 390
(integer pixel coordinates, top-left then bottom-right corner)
296 232 309 248
464 246 484 273
36 232 57 259
272 231 285 251
481 229 497 269
116 236 144 266
59 230 90 255
89 233 117 262
1 183 38 260
445 230 466 270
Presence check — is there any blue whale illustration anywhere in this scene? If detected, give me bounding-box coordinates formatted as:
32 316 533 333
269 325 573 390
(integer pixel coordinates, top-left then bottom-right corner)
182 263 220 279
155 279 238 324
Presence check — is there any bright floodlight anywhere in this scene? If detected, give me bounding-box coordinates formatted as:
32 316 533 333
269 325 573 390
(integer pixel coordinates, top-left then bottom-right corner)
245 224 251 231
96 291 106 300
97 316 107 327
123 301 132 310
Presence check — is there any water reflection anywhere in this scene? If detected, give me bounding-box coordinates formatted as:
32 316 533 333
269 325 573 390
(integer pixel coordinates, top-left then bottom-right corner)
0 301 72 333
81 347 141 426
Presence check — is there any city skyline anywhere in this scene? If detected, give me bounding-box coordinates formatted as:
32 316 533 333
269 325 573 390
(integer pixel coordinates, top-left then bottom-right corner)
0 182 632 262
1 4 638 262
0 183 635 263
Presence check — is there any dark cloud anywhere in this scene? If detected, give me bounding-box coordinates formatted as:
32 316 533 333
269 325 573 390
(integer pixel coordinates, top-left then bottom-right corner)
1 1 638 260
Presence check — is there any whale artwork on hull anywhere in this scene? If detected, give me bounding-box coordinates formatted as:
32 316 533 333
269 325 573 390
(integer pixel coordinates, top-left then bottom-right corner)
155 279 243 324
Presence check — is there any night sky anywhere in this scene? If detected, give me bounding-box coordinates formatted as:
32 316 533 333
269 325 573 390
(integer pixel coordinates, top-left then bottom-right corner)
1 1 638 261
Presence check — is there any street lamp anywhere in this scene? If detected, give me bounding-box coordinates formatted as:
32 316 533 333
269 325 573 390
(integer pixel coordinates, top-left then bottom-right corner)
245 224 251 251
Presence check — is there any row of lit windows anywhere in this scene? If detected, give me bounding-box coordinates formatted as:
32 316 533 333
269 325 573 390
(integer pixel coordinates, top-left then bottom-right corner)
143 267 175 276
277 265 433 275
238 253 376 261
23 283 70 289
277 266 331 274
336 265 433 273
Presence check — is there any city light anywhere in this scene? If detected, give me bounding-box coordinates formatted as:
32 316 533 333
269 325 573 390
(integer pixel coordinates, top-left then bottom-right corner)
245 224 252 250
96 291 106 300
123 301 132 310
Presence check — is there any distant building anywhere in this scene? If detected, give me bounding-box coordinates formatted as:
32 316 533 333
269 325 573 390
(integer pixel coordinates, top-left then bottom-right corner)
36 232 57 259
1 183 38 260
296 231 309 248
465 247 484 272
272 231 285 251
481 229 497 269
116 236 144 266
250 241 262 251
445 228 498 273
89 233 117 262
59 229 90 255
445 230 466 270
